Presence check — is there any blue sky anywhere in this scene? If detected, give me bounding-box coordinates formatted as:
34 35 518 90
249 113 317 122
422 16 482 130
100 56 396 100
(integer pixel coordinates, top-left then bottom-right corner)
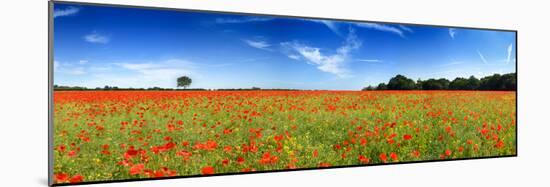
53 3 516 90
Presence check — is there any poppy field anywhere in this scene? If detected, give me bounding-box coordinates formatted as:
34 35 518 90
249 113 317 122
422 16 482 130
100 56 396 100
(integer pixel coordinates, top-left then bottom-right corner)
52 90 516 184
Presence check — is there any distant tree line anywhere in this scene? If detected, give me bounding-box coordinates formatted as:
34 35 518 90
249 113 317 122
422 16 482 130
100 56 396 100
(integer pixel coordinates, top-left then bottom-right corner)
362 73 516 91
53 85 307 91
53 85 208 91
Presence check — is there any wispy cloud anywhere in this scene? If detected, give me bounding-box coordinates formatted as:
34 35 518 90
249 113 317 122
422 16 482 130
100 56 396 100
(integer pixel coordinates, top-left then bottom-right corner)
53 6 80 18
399 25 414 33
506 43 513 64
281 29 361 78
84 32 110 44
104 59 195 88
66 67 86 75
477 50 488 64
357 59 382 63
287 54 301 60
354 23 407 38
54 60 87 75
306 19 342 36
477 44 515 65
243 39 271 51
215 17 273 24
449 28 457 39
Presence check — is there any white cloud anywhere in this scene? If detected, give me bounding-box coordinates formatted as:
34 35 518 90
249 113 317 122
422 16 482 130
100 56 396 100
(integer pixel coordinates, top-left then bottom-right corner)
399 25 414 33
78 60 88 65
306 19 341 36
53 61 86 75
305 20 412 38
355 23 406 38
282 29 361 78
449 28 457 39
84 32 110 44
88 66 112 72
506 43 513 64
357 59 382 63
67 67 86 75
54 60 86 75
55 59 197 88
108 59 195 88
53 6 80 18
243 39 271 51
215 17 273 24
117 63 159 71
477 50 488 64
320 21 340 35
287 54 301 60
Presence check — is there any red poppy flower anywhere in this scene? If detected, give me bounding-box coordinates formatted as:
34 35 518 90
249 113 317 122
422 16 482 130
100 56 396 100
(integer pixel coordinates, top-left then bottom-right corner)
181 141 189 147
390 152 398 161
55 173 69 183
274 134 284 141
259 152 279 165
69 174 83 183
68 150 77 157
313 149 319 157
358 155 370 164
57 145 66 153
495 140 505 149
319 162 331 167
161 167 177 176
403 134 412 140
241 168 255 172
237 156 245 164
379 153 388 163
223 146 232 153
222 158 230 166
129 164 144 175
445 149 452 156
101 149 111 155
201 166 215 175
445 126 452 133
411 150 420 157
360 138 367 146
162 142 176 151
125 149 139 159
154 170 164 178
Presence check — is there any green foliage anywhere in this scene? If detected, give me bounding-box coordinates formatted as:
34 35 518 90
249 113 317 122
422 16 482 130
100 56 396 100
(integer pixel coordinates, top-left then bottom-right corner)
480 73 516 91
362 86 375 91
449 77 469 90
387 75 416 90
364 73 516 91
421 78 450 90
377 83 388 90
177 76 192 89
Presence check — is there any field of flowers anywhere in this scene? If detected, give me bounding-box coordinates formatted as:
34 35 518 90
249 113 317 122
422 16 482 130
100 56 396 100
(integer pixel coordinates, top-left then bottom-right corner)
52 90 516 184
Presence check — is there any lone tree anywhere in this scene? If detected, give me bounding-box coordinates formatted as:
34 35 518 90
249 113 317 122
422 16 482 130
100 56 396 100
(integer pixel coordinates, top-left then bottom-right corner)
177 76 192 89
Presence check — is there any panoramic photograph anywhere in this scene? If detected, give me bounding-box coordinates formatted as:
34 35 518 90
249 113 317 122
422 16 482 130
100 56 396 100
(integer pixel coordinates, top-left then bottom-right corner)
52 3 516 184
